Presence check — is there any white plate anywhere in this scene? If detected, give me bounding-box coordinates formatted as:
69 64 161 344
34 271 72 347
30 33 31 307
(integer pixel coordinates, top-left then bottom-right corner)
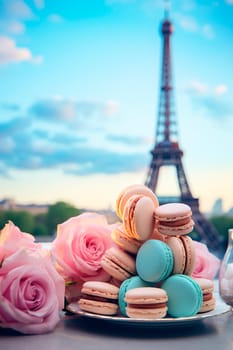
67 297 231 327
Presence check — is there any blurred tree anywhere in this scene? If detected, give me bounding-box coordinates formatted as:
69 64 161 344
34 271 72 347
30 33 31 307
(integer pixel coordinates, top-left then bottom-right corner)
33 213 48 236
46 201 81 236
0 210 35 233
210 215 233 249
33 223 48 236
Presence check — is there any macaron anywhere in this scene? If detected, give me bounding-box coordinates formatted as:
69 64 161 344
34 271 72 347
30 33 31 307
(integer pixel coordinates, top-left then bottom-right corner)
116 184 159 219
123 194 156 241
101 247 136 283
78 281 119 315
150 226 168 243
136 239 174 283
125 287 168 319
194 278 216 313
162 274 203 317
118 276 153 316
166 235 196 275
111 223 142 255
155 203 194 236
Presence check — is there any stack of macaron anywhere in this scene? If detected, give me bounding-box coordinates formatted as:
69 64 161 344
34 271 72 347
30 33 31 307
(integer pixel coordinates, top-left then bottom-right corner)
155 203 196 276
78 184 216 319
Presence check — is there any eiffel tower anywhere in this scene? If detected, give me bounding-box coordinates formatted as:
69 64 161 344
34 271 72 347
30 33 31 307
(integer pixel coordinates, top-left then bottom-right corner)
145 10 222 252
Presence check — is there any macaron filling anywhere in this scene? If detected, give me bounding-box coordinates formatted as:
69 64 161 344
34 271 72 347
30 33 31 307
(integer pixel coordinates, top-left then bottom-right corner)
80 294 118 304
127 302 167 309
159 217 191 227
203 293 213 302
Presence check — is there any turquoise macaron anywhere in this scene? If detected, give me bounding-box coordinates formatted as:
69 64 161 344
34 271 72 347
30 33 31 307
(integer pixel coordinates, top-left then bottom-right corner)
162 274 203 317
118 276 153 316
136 239 174 283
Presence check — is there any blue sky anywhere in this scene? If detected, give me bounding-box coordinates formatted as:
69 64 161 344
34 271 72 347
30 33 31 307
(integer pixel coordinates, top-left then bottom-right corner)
0 0 233 213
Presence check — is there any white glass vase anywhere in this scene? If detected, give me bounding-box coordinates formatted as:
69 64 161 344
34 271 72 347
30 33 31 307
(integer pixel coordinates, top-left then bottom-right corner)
219 228 233 307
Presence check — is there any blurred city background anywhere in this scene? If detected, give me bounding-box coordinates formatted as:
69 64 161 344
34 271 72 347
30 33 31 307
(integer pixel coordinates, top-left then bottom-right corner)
0 0 233 250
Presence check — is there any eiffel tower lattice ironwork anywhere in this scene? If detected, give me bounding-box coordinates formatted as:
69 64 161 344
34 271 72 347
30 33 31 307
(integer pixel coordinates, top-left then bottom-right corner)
144 11 222 252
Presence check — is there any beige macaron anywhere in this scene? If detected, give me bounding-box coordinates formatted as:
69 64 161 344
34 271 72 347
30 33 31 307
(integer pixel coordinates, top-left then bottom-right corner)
166 235 196 275
155 203 194 236
194 278 216 313
116 184 159 219
123 194 156 241
125 287 168 319
101 246 136 282
78 281 119 315
111 223 142 255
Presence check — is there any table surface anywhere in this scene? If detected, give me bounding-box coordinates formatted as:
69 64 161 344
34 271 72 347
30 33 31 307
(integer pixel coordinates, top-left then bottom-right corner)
1 306 233 350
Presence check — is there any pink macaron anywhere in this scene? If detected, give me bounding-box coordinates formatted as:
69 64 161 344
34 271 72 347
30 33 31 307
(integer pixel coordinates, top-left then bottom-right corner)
101 246 136 283
123 194 156 241
166 235 196 275
116 184 159 219
155 203 194 236
125 287 168 319
194 278 216 313
111 223 143 255
78 281 119 315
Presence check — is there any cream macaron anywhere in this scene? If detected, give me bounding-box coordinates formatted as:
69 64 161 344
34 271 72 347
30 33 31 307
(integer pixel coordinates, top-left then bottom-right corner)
155 203 194 236
111 223 143 255
78 281 119 315
194 278 216 313
125 287 168 319
101 246 136 283
116 184 159 219
166 235 196 275
122 194 156 241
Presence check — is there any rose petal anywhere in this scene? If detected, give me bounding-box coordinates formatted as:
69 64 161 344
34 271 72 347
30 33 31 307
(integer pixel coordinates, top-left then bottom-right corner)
191 241 220 279
0 248 65 334
0 221 41 263
51 212 114 283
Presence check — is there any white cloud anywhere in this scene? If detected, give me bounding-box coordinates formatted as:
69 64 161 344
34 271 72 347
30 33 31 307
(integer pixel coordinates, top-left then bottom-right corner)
0 20 25 34
48 14 63 23
215 85 228 95
0 0 43 35
3 0 33 19
31 55 44 64
0 36 31 64
188 80 208 95
102 100 120 116
188 81 228 96
202 24 215 39
175 13 215 40
32 140 54 154
175 13 198 32
0 36 43 65
181 0 196 11
187 81 232 120
33 0 44 10
30 98 77 121
0 137 15 153
225 0 233 4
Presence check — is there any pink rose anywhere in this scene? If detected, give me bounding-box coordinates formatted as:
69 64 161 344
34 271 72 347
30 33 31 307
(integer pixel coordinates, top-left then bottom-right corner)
0 248 65 334
191 241 220 280
0 221 40 263
51 212 114 284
